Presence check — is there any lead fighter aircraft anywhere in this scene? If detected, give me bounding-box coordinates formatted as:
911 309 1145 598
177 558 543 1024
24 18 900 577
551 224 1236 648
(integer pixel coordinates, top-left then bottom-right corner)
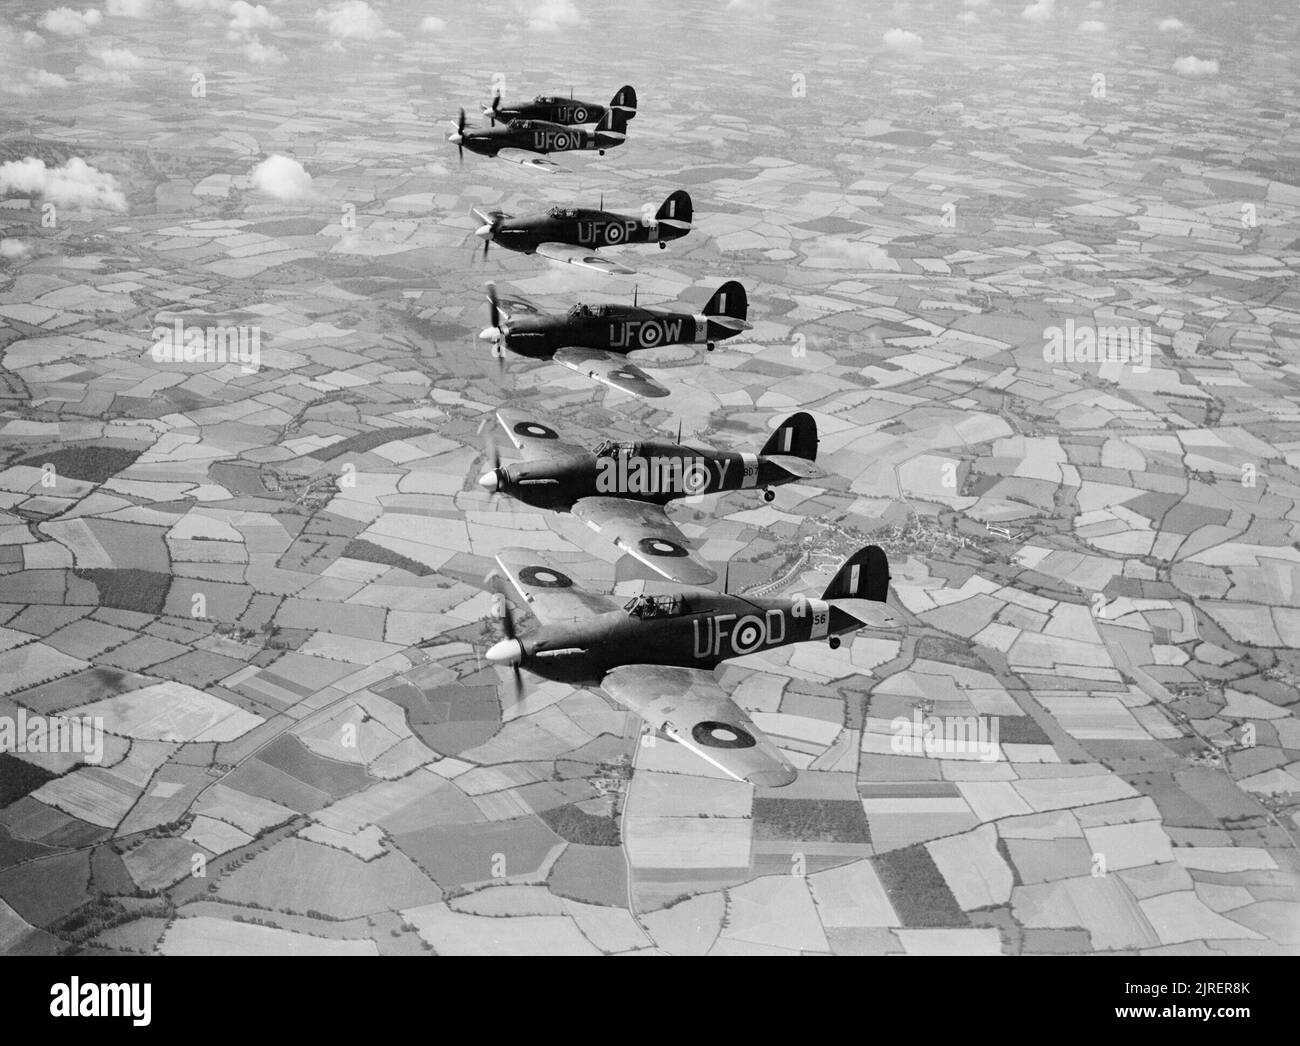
480 407 823 585
485 544 898 787
478 280 751 398
471 190 692 276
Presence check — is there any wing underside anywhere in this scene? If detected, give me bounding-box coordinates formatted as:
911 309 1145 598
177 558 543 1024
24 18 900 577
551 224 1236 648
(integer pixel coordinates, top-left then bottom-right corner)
535 242 636 276
602 664 797 787
552 347 670 399
495 148 565 172
571 496 716 586
493 407 589 461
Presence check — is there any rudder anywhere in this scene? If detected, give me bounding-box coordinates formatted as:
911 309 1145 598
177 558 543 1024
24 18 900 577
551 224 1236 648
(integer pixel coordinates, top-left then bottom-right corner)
610 85 637 116
656 189 692 227
822 545 890 603
703 280 747 320
761 412 818 461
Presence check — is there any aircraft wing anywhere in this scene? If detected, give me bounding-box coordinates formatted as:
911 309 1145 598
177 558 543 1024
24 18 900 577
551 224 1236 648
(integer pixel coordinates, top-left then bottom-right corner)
494 547 621 624
552 347 670 399
571 496 716 586
602 664 797 788
495 148 566 172
493 407 589 461
535 242 636 276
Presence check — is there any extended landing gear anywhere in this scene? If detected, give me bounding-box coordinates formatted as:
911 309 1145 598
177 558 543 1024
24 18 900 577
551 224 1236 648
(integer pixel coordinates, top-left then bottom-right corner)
706 341 715 352
598 149 605 155
659 242 667 250
762 488 775 503
828 636 841 650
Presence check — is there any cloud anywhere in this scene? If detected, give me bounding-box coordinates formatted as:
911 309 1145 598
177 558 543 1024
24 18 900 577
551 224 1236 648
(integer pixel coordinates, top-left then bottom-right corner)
962 0 990 6
1021 0 1054 22
251 154 313 200
93 46 143 68
882 28 923 53
1172 55 1219 77
515 0 582 33
39 7 104 36
1 238 30 260
419 16 444 32
107 0 157 16
1158 17 1185 32
228 1 282 38
0 68 70 96
957 10 977 24
314 1 394 42
241 35 285 62
0 157 127 211
1078 20 1106 32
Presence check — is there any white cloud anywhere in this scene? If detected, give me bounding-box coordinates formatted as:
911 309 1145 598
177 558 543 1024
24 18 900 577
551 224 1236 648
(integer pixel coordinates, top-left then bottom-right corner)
1021 0 1054 22
251 154 312 200
228 1 282 38
1172 55 1219 77
1 238 30 259
241 35 285 62
957 10 977 23
516 0 581 33
93 46 143 68
962 0 989 6
1078 20 1106 32
0 68 70 96
23 31 46 49
39 7 104 36
1087 0 1104 8
882 28 923 53
314 1 393 42
1159 17 1185 32
419 16 445 32
107 0 157 16
0 157 127 211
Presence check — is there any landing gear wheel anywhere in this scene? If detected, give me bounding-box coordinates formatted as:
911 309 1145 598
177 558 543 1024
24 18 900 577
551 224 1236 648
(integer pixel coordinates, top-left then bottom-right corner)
659 242 666 250
598 149 605 156
828 636 841 650
763 489 775 503
706 342 715 352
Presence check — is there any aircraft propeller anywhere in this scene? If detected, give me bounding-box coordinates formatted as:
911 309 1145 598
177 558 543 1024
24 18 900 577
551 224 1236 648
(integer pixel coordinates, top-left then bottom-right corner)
478 282 508 373
449 108 466 163
483 90 502 126
473 212 503 261
484 571 524 701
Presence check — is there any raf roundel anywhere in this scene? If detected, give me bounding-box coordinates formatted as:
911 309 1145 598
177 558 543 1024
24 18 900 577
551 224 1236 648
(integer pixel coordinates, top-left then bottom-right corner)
513 421 559 441
518 565 573 588
730 614 766 655
573 107 587 122
638 536 688 558
605 222 624 245
692 721 757 750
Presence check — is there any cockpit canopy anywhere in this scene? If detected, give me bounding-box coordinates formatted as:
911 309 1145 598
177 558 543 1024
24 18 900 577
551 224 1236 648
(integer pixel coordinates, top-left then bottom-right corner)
592 438 640 457
624 593 685 619
548 206 577 219
533 94 556 103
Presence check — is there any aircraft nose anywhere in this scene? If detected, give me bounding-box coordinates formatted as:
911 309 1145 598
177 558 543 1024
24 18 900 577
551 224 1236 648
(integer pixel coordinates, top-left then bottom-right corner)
474 224 492 239
448 132 463 144
477 469 499 492
485 638 522 665
478 327 500 341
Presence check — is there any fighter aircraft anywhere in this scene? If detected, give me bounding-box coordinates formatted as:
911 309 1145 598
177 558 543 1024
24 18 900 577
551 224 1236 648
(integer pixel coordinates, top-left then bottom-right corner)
482 85 637 127
478 280 751 398
483 543 898 787
447 104 629 172
471 190 692 276
479 407 823 585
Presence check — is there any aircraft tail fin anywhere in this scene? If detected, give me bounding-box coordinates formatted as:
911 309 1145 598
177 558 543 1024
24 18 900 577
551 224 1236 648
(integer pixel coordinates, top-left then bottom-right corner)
595 107 629 144
703 280 748 320
655 190 692 232
609 85 637 116
822 545 890 603
761 412 817 461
